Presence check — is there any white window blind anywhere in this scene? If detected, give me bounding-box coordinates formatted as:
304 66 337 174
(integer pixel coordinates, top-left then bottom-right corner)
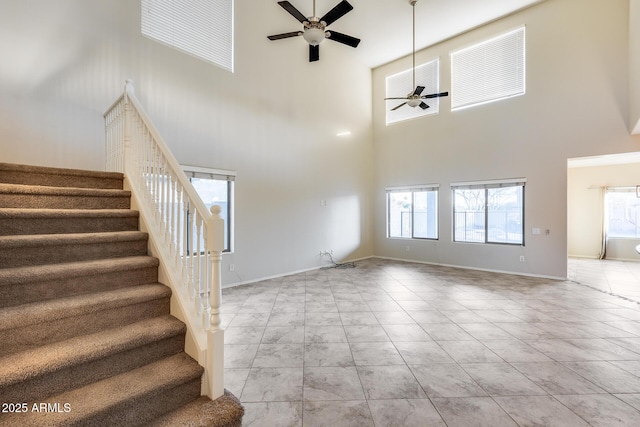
142 0 234 72
386 59 441 125
386 184 440 193
451 26 525 110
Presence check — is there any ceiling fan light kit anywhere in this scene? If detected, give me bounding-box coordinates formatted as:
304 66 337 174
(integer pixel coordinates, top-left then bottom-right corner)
385 0 449 111
267 0 360 62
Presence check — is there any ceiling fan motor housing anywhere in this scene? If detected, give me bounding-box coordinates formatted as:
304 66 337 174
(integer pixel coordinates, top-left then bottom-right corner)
303 18 327 45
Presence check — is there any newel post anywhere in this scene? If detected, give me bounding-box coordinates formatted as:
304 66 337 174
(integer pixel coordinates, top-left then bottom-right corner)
206 205 225 399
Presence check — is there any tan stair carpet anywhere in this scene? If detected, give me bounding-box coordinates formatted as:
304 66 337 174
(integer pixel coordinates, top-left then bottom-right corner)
0 162 243 426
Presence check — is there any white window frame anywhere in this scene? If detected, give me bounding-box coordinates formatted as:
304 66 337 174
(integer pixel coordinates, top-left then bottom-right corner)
605 187 640 239
385 59 442 125
183 165 235 253
386 184 439 240
450 26 525 110
452 178 525 245
141 0 234 72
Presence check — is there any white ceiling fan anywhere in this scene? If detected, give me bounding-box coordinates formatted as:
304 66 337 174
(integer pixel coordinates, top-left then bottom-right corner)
385 0 449 111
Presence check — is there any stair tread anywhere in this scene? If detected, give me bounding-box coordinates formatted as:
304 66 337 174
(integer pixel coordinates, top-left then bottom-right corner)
0 315 185 388
0 230 148 249
0 162 123 181
0 208 139 218
150 393 244 427
0 256 159 286
0 182 130 197
0 353 203 427
0 283 171 331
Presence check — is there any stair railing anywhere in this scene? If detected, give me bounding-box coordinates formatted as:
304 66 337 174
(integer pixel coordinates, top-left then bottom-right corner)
104 80 224 400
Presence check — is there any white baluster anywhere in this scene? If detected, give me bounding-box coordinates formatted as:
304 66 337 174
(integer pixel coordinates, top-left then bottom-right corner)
181 194 189 284
195 213 203 315
187 202 196 301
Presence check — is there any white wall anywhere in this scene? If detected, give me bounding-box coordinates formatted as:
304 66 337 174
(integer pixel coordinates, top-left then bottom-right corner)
372 0 640 279
568 162 640 260
631 0 640 133
0 0 374 285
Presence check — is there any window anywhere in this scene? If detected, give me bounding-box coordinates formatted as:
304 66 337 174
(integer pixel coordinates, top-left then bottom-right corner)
452 179 525 245
451 26 525 110
385 59 442 125
184 166 235 252
605 188 640 238
386 185 439 239
141 0 234 72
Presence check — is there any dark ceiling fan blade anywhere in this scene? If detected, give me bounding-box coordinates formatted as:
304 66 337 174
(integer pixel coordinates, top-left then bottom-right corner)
326 31 360 48
419 102 430 110
413 86 425 96
267 31 302 40
309 44 319 62
421 91 449 99
278 1 308 23
320 0 353 26
391 102 407 111
384 97 410 100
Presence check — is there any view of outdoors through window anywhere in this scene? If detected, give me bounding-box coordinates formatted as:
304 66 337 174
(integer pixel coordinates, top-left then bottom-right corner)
453 185 523 244
388 189 438 239
190 177 231 251
606 189 640 238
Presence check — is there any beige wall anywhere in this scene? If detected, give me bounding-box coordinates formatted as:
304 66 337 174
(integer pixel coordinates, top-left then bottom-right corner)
372 0 640 279
631 0 640 133
568 162 640 260
0 0 374 285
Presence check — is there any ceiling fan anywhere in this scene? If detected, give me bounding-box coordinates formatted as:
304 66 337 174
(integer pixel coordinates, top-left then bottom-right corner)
385 0 448 111
267 0 361 62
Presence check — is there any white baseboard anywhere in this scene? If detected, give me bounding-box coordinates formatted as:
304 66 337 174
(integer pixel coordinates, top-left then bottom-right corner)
222 254 567 288
373 255 567 281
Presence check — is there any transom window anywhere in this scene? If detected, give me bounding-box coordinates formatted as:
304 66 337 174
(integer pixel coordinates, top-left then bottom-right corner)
386 185 439 239
142 0 234 72
452 179 525 245
385 59 442 125
451 26 525 110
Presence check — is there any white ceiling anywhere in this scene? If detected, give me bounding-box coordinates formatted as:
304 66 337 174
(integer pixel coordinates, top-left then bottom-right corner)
270 0 546 68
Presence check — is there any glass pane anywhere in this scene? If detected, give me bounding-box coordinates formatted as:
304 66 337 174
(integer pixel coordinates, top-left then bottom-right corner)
191 177 230 250
454 189 485 242
487 186 523 244
413 190 438 239
607 192 640 238
388 192 412 238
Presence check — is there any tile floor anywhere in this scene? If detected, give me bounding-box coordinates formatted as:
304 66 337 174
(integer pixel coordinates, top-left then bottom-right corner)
222 258 640 426
568 257 640 303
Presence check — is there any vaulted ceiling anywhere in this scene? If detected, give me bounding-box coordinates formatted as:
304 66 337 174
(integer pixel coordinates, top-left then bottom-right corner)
265 0 546 68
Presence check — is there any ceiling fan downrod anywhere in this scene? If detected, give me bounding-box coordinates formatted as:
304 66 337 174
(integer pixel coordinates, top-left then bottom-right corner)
411 0 417 92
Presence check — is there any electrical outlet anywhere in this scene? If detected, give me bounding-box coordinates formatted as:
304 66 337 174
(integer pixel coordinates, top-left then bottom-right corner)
229 264 235 271
519 256 525 262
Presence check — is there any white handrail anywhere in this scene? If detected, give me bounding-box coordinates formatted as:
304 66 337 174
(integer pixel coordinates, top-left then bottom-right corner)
104 80 225 399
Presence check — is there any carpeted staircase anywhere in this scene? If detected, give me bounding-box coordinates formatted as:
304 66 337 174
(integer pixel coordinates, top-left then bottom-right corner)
0 162 243 426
